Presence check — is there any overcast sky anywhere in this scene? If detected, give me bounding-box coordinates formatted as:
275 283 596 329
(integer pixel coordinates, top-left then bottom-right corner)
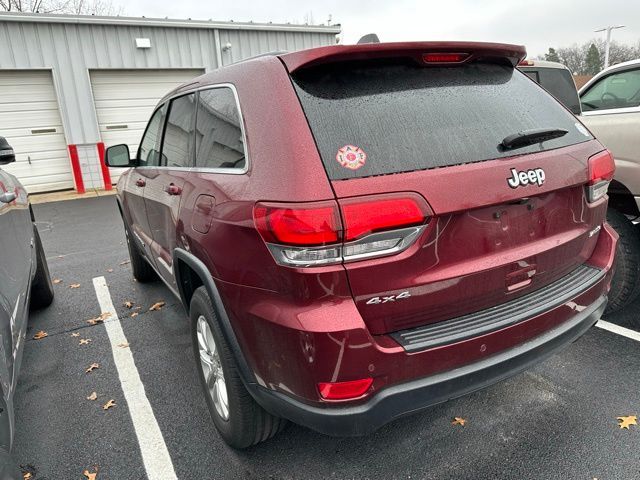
124 0 639 58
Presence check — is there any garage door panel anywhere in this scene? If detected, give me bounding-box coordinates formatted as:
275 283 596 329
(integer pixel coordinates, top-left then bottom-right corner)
0 70 72 193
0 114 63 131
92 83 187 101
5 134 67 153
0 71 57 85
100 120 151 133
0 85 58 102
95 98 161 110
91 69 203 184
0 100 61 114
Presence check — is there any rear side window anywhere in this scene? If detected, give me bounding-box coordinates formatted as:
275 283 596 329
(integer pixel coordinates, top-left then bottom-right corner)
195 87 246 170
292 62 592 180
162 93 196 168
525 68 581 115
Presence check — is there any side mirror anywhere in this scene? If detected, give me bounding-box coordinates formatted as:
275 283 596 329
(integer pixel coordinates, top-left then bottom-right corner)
105 144 133 167
0 136 15 165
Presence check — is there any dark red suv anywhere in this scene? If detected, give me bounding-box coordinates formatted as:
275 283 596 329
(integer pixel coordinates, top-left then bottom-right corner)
106 42 618 448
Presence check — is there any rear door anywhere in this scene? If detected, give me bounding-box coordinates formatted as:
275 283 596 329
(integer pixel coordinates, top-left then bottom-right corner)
292 60 604 334
144 93 196 287
121 105 166 256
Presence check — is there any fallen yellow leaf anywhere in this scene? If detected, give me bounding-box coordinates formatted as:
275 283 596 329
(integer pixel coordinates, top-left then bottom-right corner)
87 391 97 401
87 312 111 325
83 468 98 480
23 472 32 479
71 332 80 337
33 330 48 340
124 301 134 309
130 312 139 318
118 342 129 348
69 283 81 289
106 268 114 273
617 415 637 430
149 301 166 311
86 363 100 373
103 399 116 410
79 338 92 345
120 260 130 265
53 278 62 284
452 417 467 426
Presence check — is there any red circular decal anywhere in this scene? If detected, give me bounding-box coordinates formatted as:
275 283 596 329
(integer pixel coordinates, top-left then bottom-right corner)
336 145 367 170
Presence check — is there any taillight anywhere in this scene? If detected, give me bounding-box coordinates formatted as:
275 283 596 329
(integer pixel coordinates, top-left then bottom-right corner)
253 193 430 267
341 194 426 241
318 378 373 400
422 52 469 64
586 150 615 203
253 201 340 246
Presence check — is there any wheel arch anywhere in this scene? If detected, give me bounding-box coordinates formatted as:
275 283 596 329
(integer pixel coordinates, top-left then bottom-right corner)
173 248 257 386
608 179 640 217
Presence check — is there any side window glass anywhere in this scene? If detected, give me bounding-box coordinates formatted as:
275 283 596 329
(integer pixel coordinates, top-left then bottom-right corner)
195 87 246 170
138 106 165 167
581 68 640 111
162 93 196 168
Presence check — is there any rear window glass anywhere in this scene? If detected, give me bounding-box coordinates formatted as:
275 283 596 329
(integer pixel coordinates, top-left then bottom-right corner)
521 67 581 114
292 62 591 180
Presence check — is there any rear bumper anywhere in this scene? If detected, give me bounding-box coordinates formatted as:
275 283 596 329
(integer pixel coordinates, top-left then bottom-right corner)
251 294 607 436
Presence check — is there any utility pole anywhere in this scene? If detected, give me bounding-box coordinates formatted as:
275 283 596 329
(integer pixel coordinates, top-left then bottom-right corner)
595 25 625 68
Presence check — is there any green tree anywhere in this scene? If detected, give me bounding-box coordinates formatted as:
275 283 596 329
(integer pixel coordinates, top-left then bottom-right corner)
585 43 603 75
545 48 560 62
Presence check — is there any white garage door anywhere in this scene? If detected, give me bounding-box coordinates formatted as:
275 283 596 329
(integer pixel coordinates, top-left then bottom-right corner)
91 69 204 183
0 70 72 193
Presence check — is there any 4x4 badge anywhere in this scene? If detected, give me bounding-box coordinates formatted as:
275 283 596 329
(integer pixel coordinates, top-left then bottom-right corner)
507 168 545 189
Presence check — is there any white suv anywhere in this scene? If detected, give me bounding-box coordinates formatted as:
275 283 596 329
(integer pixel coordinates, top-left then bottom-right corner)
580 60 640 313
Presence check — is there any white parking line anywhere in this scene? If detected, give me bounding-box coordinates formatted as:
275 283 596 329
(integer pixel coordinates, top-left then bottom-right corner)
93 276 177 480
596 319 640 343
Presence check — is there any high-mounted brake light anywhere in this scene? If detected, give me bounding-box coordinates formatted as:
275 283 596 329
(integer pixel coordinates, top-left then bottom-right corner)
518 59 534 66
586 150 615 203
318 378 373 400
253 193 430 267
422 52 469 63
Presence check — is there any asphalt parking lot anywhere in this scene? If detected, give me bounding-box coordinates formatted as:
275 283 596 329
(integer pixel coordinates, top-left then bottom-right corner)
13 195 640 480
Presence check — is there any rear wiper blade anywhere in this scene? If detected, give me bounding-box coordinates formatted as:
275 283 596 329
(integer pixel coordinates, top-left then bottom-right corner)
499 128 569 151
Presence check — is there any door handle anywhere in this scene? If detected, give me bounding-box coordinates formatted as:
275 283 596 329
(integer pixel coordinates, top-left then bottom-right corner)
0 192 16 204
135 179 146 187
165 184 182 196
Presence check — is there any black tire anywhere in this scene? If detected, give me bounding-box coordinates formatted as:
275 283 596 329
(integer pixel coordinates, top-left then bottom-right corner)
30 225 54 310
123 222 156 283
604 208 640 314
190 286 286 448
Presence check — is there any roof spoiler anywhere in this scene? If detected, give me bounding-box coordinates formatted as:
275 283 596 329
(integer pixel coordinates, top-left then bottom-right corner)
279 41 527 73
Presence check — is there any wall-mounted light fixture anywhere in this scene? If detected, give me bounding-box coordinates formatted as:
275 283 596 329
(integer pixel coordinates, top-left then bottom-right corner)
222 42 232 52
135 38 151 49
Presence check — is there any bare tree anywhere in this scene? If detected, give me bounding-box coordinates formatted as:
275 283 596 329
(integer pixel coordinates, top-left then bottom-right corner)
557 44 585 74
0 0 123 14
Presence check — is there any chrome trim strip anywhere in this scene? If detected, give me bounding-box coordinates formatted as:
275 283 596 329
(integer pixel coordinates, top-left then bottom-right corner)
266 225 427 268
135 83 250 176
